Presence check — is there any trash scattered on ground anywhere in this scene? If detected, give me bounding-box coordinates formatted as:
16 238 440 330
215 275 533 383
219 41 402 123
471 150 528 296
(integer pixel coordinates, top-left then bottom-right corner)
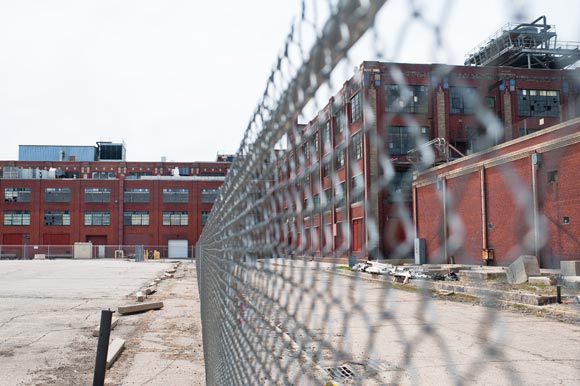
351 261 460 283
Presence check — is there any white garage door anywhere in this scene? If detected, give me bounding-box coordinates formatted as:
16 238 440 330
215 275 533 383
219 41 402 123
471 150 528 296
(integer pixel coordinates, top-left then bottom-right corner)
168 240 188 258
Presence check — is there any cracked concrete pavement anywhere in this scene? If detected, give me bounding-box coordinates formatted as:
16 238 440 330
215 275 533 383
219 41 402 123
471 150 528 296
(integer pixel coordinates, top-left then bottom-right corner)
0 259 179 386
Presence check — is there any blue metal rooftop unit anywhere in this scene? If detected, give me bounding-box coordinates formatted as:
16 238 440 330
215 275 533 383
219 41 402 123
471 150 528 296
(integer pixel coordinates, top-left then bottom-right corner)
18 145 97 161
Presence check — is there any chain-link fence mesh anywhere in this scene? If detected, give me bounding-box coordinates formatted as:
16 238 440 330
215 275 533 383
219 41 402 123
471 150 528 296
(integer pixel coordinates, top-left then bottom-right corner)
197 1 580 384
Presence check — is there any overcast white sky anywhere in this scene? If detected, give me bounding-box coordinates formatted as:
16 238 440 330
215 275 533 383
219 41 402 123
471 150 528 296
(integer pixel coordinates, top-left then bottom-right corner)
0 0 578 162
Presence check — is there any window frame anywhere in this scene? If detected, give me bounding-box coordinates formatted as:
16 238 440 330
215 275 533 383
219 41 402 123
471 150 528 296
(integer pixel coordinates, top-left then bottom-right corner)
385 84 429 114
84 188 111 203
386 125 430 155
4 187 31 203
123 211 150 226
351 131 363 160
350 92 362 122
4 210 31 226
162 211 189 226
162 188 189 203
44 187 71 203
517 88 560 117
44 210 70 226
449 86 478 115
84 211 111 226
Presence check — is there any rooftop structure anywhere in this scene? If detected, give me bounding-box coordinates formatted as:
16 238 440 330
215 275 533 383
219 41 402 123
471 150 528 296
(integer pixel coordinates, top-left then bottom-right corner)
465 16 580 69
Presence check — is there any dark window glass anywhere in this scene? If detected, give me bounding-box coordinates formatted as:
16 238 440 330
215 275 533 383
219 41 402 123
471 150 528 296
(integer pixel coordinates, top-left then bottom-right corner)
351 93 362 122
386 126 430 155
45 188 71 203
450 87 477 114
517 89 560 117
44 210 70 226
351 131 363 160
124 188 150 203
4 188 31 203
85 188 111 203
385 84 429 114
162 188 189 203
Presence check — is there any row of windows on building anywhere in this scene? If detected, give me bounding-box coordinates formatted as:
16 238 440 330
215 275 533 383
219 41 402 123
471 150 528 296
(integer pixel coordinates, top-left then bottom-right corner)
291 85 559 169
385 85 560 117
328 85 560 124
291 172 366 214
3 188 220 204
293 124 426 178
3 210 211 226
89 167 227 180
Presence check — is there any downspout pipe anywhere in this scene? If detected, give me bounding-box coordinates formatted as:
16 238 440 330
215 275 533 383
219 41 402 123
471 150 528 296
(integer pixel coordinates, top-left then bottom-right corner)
531 152 542 266
480 167 488 251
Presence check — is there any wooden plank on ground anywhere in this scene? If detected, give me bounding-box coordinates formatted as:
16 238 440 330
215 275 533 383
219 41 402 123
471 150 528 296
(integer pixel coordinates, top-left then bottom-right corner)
106 338 125 369
117 301 164 315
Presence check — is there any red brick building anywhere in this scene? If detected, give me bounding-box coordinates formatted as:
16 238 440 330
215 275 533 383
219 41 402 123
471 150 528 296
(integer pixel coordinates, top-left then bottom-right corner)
280 61 580 261
413 117 580 268
0 154 230 258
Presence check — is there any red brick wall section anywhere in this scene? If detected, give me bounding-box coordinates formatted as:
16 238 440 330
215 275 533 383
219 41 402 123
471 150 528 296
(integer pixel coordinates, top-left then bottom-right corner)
485 158 533 266
445 171 483 264
538 143 580 267
0 177 224 251
416 183 444 263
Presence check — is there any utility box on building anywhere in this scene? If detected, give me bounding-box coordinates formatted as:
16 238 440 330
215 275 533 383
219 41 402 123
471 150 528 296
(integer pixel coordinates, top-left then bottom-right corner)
73 242 93 259
414 238 426 265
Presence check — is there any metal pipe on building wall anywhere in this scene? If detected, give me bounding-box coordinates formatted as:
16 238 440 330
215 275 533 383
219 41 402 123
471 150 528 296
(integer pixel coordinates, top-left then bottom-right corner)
412 185 418 240
480 167 488 251
531 152 542 265
442 177 448 263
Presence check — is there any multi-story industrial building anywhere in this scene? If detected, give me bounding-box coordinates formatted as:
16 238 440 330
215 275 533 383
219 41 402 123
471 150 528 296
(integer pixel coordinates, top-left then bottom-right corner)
279 16 580 264
0 141 231 258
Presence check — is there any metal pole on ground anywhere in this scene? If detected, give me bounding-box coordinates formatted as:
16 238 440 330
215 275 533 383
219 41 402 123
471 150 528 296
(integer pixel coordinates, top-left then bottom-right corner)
93 309 113 386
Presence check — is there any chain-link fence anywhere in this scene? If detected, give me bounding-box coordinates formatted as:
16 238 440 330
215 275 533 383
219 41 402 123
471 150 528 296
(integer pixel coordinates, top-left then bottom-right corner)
197 0 580 384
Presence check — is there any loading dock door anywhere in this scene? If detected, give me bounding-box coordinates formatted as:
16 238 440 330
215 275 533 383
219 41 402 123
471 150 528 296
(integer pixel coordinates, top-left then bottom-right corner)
168 240 188 258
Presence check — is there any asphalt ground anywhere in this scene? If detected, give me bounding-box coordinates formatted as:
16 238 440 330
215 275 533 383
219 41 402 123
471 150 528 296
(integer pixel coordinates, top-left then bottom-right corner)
0 259 187 386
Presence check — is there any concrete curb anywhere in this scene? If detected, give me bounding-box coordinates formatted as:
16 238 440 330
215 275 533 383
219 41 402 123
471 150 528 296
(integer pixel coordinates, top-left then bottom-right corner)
331 269 580 321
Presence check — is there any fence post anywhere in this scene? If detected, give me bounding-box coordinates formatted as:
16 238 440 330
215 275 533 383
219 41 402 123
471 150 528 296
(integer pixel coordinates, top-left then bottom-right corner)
93 309 113 386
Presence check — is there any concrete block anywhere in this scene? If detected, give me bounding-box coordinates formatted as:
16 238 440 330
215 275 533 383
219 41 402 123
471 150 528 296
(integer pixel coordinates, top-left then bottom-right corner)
560 260 580 276
165 269 177 274
458 269 507 282
92 317 119 337
118 301 164 315
135 291 144 302
145 286 157 295
33 254 46 260
563 276 580 289
528 276 551 286
506 255 540 284
106 338 125 369
163 272 173 278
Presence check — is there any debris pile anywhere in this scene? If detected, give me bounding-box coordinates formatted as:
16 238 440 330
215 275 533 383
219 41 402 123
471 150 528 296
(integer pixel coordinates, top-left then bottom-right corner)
350 261 459 282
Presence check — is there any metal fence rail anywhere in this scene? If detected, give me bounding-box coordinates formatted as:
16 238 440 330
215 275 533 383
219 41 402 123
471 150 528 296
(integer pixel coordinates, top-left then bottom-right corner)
0 244 194 259
197 1 580 385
